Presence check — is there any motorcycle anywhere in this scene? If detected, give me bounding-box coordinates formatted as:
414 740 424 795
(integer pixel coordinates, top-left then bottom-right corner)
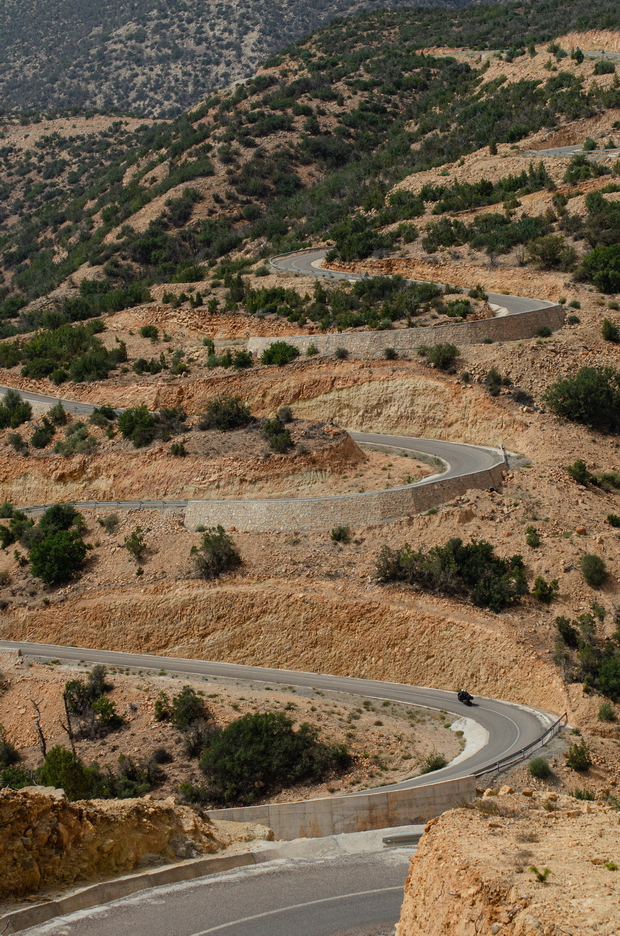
457 689 474 706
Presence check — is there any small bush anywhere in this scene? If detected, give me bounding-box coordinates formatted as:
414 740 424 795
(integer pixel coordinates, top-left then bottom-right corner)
277 406 293 423
602 318 620 343
124 526 146 561
567 314 581 325
31 421 55 449
170 441 187 457
0 389 32 430
607 514 620 527
573 787 595 801
262 417 294 454
566 739 592 771
140 325 159 339
198 396 251 431
331 526 350 543
420 752 448 774
306 343 319 356
556 616 579 648
191 526 241 579
565 460 596 486
427 343 459 370
529 756 552 779
384 347 398 360
334 346 349 360
154 691 171 722
533 576 559 604
97 513 119 535
170 686 208 732
260 341 300 366
580 553 608 588
594 60 615 75
29 530 88 585
48 401 68 425
525 526 540 547
152 746 173 764
599 701 615 722
536 325 552 338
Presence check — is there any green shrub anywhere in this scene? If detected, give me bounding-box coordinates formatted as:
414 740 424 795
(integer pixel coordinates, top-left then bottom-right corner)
48 401 68 426
376 537 527 613
533 576 559 603
124 526 146 561
139 325 159 339
573 787 595 800
29 529 88 584
598 701 615 722
260 341 300 366
419 752 448 774
426 343 459 370
525 526 541 547
528 756 552 779
170 686 208 731
331 526 350 543
334 346 349 360
0 389 32 430
277 406 293 424
170 441 187 457
37 746 100 800
117 404 156 447
556 616 579 648
190 526 241 579
198 396 251 431
31 420 55 449
565 460 596 486
607 514 620 527
580 553 608 588
199 711 350 804
97 513 119 535
262 417 293 454
542 367 620 433
384 347 398 360
306 343 319 356
566 739 592 771
602 318 620 342
594 60 615 75
536 325 552 338
154 691 171 722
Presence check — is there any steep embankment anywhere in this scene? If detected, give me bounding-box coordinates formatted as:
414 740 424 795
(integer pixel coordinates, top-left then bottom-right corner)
1 788 270 900
397 792 620 936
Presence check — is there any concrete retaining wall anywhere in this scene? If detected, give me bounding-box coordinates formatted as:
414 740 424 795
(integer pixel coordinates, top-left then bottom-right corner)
184 457 505 532
208 774 477 840
247 305 565 359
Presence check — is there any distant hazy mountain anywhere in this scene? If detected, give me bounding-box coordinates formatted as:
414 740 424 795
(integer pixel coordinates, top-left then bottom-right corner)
0 0 472 116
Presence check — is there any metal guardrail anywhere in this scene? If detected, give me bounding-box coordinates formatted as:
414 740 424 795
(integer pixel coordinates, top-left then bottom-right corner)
473 712 568 778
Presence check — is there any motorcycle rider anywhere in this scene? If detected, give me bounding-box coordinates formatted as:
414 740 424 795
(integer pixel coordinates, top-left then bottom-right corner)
457 689 473 703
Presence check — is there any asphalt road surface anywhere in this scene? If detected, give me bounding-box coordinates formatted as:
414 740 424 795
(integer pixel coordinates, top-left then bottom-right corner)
0 640 556 785
18 852 410 936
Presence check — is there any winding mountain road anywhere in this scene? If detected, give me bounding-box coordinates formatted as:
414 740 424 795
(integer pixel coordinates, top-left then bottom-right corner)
0 249 564 934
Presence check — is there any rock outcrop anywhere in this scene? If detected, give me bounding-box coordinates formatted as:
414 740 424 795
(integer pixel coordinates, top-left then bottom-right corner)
396 792 620 936
0 788 270 900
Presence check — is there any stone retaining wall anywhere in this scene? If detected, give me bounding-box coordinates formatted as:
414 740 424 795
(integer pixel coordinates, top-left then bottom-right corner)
184 456 505 532
247 305 565 359
208 775 477 840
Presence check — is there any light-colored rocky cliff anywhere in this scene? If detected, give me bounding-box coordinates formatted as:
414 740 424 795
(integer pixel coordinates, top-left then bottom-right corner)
1 788 271 901
397 791 620 936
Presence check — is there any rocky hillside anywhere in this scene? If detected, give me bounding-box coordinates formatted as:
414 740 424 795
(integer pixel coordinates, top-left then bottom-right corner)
1 786 270 901
397 791 620 935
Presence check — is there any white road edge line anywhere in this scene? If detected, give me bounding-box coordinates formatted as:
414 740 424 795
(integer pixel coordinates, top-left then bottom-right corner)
189 886 403 934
